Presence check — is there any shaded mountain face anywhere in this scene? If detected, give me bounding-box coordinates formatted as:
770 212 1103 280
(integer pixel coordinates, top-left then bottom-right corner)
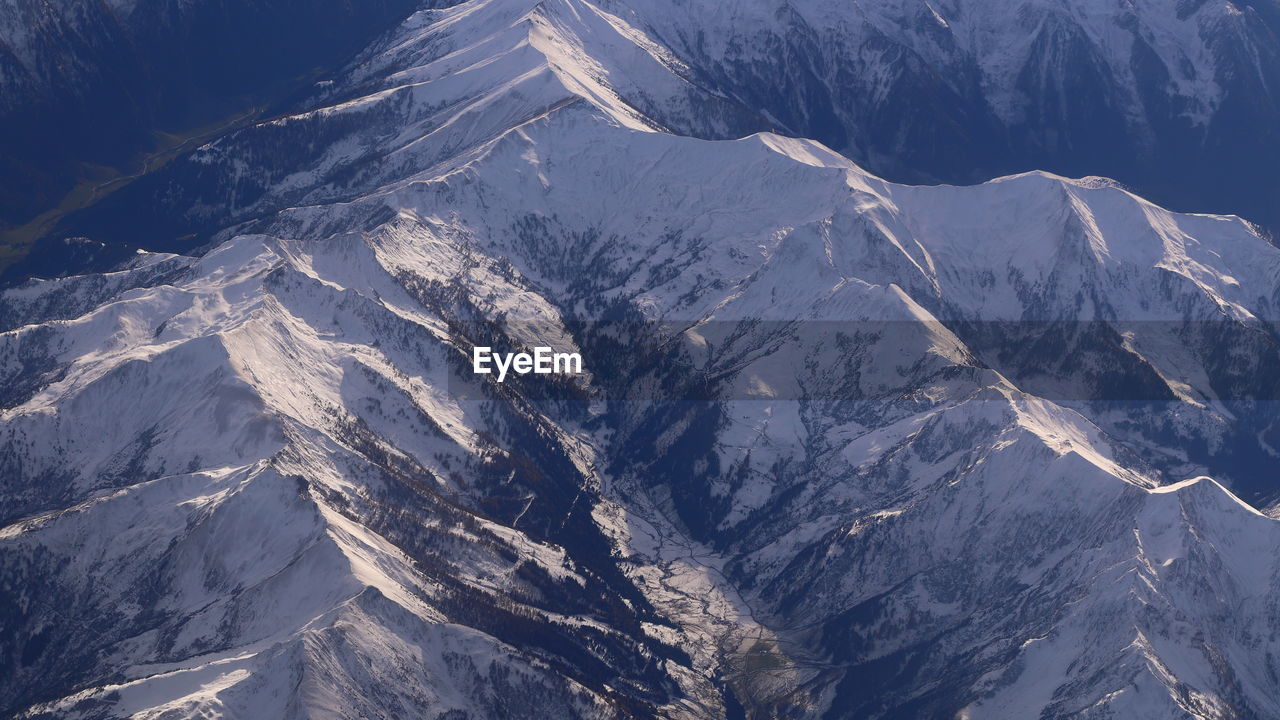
3 0 1280 719
0 0 428 236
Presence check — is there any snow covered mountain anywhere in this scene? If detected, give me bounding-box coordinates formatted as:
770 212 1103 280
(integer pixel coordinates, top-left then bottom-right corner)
3 0 1280 718
14 0 1280 276
624 0 1280 228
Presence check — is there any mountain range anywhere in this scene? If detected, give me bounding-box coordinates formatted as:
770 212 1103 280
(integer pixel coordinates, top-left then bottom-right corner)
2 0 1280 718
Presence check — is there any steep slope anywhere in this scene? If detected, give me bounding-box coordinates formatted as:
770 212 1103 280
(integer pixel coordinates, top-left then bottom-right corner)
3 0 1280 718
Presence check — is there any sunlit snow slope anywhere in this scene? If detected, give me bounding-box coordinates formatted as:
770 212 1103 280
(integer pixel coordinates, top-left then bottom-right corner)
3 1 1280 718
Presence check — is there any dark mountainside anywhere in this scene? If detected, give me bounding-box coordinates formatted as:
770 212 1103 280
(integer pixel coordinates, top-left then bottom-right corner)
0 0 431 273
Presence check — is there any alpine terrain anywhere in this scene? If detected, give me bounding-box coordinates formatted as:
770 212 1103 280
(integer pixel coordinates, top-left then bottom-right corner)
2 0 1280 719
